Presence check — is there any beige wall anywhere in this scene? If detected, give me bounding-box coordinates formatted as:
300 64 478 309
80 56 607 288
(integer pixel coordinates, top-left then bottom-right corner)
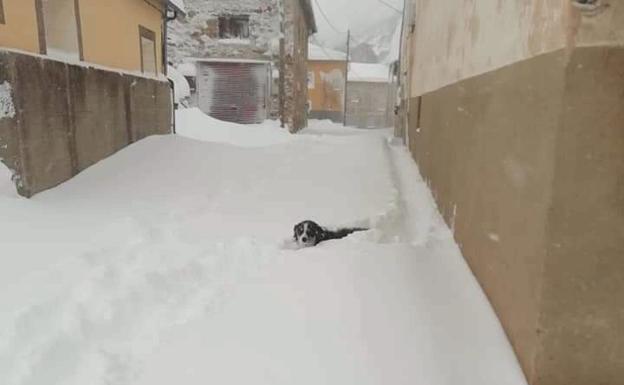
0 0 40 53
404 2 624 384
408 0 616 97
78 0 164 74
308 60 346 113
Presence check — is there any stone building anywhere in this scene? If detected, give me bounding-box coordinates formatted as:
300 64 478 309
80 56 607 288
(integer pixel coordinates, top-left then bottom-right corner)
0 0 182 197
397 1 624 384
168 0 316 132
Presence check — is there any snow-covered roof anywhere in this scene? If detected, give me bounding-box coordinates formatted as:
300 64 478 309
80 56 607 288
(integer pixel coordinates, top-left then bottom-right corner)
167 0 186 14
177 62 196 77
308 44 347 62
348 63 390 83
190 58 271 65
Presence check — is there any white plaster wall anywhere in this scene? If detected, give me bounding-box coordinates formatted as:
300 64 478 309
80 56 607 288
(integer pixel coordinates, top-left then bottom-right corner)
409 0 567 97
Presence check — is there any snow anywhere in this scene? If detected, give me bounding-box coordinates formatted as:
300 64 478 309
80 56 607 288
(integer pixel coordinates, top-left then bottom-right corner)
309 43 347 61
168 0 186 13
0 81 15 120
176 108 294 147
0 162 18 198
167 65 191 102
0 108 527 385
176 62 196 77
348 62 390 83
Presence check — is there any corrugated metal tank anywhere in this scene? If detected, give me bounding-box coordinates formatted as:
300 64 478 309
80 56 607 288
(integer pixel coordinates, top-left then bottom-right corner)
196 60 271 124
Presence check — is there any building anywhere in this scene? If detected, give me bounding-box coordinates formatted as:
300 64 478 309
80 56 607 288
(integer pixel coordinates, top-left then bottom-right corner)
345 63 392 129
307 44 347 123
0 0 184 197
168 0 316 132
397 1 624 384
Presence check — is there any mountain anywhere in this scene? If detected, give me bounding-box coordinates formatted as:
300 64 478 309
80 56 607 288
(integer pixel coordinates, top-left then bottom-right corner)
348 13 402 64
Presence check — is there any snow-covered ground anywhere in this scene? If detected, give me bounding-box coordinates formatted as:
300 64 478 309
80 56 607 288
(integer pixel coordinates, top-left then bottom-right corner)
0 110 527 385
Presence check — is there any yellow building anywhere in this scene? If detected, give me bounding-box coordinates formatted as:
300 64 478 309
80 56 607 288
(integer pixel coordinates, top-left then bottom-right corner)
307 44 346 123
0 0 184 197
0 0 185 75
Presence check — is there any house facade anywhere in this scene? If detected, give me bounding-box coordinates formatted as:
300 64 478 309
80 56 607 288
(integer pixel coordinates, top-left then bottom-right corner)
397 1 624 384
0 0 182 197
307 44 347 123
345 63 391 129
168 0 316 132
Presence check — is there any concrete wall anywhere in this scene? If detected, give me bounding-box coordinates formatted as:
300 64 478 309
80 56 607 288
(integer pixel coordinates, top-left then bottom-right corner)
0 0 40 53
403 1 624 384
0 50 171 197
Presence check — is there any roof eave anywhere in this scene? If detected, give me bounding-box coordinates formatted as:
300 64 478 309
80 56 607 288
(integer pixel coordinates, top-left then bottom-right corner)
165 0 186 16
300 0 318 34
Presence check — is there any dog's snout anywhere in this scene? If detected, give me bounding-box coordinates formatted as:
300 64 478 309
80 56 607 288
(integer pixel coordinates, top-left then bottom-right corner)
302 237 308 243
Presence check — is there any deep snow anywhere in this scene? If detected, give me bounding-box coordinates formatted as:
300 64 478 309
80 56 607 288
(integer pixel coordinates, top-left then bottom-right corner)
0 110 527 385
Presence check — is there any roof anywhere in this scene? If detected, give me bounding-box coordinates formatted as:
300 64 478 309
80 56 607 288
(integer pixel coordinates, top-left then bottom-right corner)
308 44 347 62
300 0 317 34
348 63 390 83
166 0 186 15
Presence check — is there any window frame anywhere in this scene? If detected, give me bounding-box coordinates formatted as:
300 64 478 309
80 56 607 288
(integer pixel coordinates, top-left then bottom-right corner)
218 15 250 39
139 25 158 75
0 0 5 25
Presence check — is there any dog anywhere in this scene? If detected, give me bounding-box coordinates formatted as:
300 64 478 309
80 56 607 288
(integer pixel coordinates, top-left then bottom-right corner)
293 220 368 248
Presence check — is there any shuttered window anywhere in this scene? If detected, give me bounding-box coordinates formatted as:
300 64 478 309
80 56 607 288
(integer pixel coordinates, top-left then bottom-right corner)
139 26 157 75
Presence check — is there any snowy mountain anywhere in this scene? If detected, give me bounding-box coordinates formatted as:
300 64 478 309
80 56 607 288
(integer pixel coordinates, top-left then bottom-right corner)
349 14 402 64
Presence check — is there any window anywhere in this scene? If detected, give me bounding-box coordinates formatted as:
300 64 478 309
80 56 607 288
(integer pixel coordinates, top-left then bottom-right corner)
307 71 315 89
139 26 157 75
0 0 5 25
41 0 81 59
218 15 250 39
184 76 196 93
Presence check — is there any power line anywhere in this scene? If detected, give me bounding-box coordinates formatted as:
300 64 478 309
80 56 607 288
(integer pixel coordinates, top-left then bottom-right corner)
312 0 345 35
374 0 403 13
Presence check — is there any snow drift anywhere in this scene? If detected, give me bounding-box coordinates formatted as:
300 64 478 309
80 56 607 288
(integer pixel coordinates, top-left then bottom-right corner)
0 109 527 385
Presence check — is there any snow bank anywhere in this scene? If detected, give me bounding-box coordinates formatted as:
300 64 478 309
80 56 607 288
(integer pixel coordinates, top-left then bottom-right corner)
176 108 294 147
167 65 191 102
0 81 16 120
0 161 18 198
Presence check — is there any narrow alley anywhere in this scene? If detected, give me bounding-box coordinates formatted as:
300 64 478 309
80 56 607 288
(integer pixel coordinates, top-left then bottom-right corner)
0 111 526 385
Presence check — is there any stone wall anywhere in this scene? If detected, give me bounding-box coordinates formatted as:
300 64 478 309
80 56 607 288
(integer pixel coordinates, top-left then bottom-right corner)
167 0 280 63
402 2 624 384
0 50 171 197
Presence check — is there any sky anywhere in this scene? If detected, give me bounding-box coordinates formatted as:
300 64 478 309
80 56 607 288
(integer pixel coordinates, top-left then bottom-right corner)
310 0 404 48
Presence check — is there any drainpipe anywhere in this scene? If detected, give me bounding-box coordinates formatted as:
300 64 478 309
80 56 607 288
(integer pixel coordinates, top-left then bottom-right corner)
165 7 179 134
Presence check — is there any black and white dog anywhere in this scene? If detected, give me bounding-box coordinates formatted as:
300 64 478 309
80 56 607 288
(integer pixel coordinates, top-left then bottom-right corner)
293 220 368 248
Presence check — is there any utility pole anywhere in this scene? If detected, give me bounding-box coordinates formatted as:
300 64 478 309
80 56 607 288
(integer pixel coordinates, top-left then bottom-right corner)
343 29 350 126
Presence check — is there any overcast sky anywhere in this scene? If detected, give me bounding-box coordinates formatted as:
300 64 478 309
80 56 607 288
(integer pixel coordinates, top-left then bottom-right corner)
310 0 404 47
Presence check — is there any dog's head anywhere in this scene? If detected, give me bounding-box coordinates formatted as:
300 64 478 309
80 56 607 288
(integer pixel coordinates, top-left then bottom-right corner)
294 220 323 248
